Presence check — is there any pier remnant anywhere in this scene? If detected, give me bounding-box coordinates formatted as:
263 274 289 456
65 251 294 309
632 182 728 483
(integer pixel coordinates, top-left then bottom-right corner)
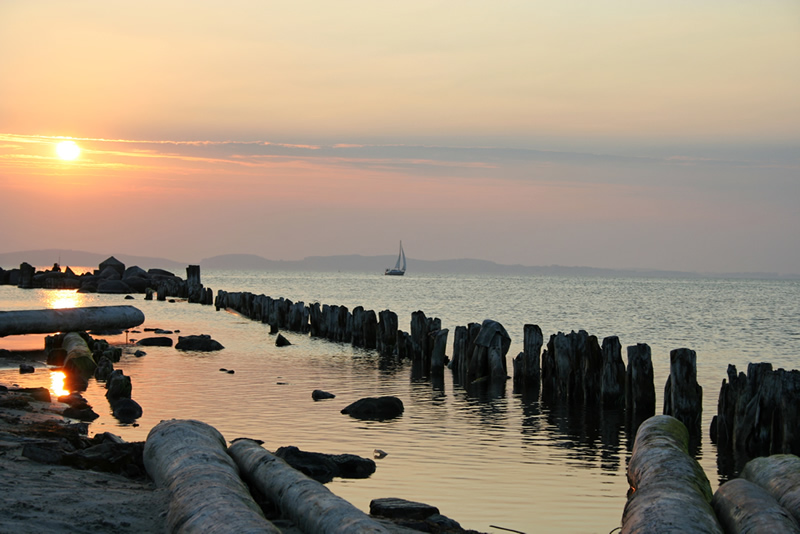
0 306 145 337
663 348 703 439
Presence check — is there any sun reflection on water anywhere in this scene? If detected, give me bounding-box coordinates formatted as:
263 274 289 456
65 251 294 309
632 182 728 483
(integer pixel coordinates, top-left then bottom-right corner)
46 291 84 309
50 371 69 397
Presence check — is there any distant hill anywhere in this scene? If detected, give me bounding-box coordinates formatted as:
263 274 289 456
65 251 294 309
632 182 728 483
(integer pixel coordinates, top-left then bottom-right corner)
1 249 797 279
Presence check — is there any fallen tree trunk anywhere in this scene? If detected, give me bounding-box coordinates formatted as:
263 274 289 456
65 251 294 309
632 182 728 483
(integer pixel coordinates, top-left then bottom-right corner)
622 415 722 534
0 306 145 337
712 478 800 533
62 332 97 378
228 439 392 534
143 420 280 534
741 454 800 526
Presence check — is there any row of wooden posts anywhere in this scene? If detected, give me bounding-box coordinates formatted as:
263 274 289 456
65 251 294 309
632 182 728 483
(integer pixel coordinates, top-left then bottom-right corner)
188 267 800 465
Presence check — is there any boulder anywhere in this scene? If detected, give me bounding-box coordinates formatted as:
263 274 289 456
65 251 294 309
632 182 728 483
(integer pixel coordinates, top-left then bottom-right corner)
274 446 376 483
94 356 114 381
105 369 132 400
97 279 133 294
99 256 126 277
63 406 100 421
137 336 173 347
19 364 35 374
312 389 336 401
275 334 291 347
111 397 143 423
341 396 404 421
175 334 224 351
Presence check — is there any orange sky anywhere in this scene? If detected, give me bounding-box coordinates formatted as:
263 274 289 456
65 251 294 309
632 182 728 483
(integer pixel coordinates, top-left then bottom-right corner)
1 2 798 273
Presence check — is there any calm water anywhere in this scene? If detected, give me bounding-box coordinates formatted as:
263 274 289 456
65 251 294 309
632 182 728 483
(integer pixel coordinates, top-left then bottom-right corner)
1 271 799 533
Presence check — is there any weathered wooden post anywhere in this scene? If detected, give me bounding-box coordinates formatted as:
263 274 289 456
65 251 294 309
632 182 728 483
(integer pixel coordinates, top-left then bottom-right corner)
579 330 603 406
410 311 428 362
601 336 626 409
468 320 511 383
663 348 703 438
351 306 365 347
626 343 656 433
364 310 377 349
451 325 468 381
622 415 721 533
430 329 449 374
377 310 398 356
513 324 542 390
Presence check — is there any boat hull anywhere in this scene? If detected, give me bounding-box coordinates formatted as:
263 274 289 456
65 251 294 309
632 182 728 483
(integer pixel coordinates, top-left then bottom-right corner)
384 269 405 276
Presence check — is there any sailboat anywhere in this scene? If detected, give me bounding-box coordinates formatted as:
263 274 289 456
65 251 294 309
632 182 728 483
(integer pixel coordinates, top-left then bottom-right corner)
385 241 406 276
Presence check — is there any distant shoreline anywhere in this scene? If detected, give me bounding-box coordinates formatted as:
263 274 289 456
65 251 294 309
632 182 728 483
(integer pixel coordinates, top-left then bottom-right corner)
1 248 798 280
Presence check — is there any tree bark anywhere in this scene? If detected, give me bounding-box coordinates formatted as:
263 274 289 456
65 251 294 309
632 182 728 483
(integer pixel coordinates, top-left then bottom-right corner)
0 305 145 337
741 454 800 526
712 478 800 533
143 420 280 534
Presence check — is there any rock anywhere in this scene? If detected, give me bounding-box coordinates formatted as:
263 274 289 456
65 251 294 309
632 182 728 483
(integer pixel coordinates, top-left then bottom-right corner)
64 439 147 478
63 406 100 421
175 334 224 351
94 356 114 381
111 398 143 423
106 370 132 400
137 336 173 347
124 295 134 300
19 364 35 374
275 334 291 347
341 396 404 421
312 389 336 401
99 256 126 277
134 350 146 357
154 329 173 334
370 497 439 520
274 446 376 484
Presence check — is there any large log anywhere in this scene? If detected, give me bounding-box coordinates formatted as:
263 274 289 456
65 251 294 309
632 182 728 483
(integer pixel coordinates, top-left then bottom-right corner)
228 439 392 534
0 305 145 337
741 454 800 526
62 332 97 378
143 419 280 534
712 478 800 533
622 415 722 534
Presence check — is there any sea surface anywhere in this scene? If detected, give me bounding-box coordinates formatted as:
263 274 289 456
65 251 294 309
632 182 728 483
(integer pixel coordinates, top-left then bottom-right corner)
1 270 799 533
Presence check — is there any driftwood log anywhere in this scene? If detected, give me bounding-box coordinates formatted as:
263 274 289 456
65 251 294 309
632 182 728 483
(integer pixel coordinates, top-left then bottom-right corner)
228 439 392 534
0 305 145 337
622 415 722 534
62 332 97 378
143 420 279 534
741 454 800 526
712 478 800 533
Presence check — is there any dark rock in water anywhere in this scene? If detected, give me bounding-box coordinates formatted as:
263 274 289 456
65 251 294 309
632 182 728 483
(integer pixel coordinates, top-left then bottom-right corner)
312 389 336 401
274 446 376 484
220 368 228 372
58 392 89 408
89 329 124 336
227 370 235 374
154 328 173 334
64 439 146 478
111 397 143 423
134 350 146 357
63 406 100 421
105 369 132 400
124 295 134 300
19 364 35 374
175 334 224 351
341 396 404 421
15 387 51 403
94 357 114 381
275 333 291 347
370 497 439 520
99 256 126 277
136 336 173 347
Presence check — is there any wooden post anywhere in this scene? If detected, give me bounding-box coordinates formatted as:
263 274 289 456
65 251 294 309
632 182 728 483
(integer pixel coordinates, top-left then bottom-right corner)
601 336 626 409
377 310 398 356
663 348 703 438
451 325 468 381
513 324 542 390
626 343 656 433
430 329 449 374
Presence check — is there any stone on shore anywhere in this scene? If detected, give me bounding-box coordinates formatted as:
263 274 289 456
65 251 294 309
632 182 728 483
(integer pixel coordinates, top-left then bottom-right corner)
341 396 404 421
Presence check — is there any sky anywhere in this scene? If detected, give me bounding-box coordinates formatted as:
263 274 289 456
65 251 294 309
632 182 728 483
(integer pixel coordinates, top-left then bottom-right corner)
1 1 798 274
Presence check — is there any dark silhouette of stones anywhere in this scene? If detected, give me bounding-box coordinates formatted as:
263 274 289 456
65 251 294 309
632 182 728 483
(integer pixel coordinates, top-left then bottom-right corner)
312 389 336 401
275 333 291 347
370 497 439 520
99 256 125 277
105 369 132 400
94 356 114 381
137 336 173 347
63 406 100 421
111 397 143 423
274 446 376 483
19 364 35 374
341 396 404 421
175 334 224 351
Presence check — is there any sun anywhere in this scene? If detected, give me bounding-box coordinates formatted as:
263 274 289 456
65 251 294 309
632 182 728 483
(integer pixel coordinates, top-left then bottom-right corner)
56 140 81 160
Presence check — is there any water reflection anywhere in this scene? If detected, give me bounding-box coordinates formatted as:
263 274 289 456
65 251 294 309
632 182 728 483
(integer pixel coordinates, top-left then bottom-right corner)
45 290 84 309
50 370 69 397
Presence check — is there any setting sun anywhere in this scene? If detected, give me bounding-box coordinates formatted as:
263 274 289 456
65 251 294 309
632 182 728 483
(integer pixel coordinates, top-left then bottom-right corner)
56 140 81 160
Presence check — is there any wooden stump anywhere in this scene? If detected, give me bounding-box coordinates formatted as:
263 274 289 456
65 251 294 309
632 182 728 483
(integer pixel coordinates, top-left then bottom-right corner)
626 343 656 432
601 336 626 409
663 348 703 438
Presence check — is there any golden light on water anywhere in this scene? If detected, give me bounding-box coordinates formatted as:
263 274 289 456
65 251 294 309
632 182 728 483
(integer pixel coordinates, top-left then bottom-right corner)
47 290 84 309
50 371 69 397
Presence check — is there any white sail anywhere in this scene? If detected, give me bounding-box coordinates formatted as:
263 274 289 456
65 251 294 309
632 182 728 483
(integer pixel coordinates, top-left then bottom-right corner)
385 241 406 275
400 242 406 271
